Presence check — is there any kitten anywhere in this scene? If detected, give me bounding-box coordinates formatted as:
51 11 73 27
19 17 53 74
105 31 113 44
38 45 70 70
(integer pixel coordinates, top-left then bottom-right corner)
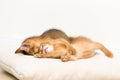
34 36 113 62
15 28 71 55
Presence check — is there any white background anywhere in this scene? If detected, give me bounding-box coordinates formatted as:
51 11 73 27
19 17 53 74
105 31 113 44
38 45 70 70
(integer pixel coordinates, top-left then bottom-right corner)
0 0 120 44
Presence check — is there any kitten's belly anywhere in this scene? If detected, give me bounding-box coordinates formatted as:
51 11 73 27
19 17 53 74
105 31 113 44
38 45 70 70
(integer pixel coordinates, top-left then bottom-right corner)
71 44 83 56
71 44 83 52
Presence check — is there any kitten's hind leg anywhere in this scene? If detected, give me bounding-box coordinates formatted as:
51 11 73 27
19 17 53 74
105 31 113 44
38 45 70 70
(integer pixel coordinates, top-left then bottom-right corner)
61 51 94 62
81 50 95 58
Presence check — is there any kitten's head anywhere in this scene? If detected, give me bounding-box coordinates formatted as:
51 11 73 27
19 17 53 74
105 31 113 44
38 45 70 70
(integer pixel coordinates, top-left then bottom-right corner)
15 37 41 55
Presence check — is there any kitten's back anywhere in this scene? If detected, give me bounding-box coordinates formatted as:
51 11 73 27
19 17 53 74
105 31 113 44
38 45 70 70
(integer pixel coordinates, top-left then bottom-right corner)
40 29 70 42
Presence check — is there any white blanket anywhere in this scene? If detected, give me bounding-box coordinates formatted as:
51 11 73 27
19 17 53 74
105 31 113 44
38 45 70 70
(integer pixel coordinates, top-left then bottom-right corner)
0 38 120 80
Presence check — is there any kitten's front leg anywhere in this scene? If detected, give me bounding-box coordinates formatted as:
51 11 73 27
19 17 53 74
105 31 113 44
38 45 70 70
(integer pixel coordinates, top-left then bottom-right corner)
61 53 71 62
34 53 42 58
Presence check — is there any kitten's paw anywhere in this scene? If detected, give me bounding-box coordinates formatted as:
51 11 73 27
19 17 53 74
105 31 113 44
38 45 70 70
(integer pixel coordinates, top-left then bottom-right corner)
34 54 42 58
61 54 70 62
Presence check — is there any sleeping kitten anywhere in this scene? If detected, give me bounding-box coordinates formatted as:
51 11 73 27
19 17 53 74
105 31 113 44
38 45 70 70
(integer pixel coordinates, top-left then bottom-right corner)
15 28 71 55
34 36 113 62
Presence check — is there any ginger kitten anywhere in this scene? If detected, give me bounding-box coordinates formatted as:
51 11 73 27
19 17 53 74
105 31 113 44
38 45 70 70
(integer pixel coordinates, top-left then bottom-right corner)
15 28 71 55
34 36 113 62
15 28 113 62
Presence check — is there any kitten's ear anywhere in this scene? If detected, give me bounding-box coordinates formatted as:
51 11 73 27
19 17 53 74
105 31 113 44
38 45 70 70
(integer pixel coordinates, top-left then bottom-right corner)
15 48 23 53
15 44 30 53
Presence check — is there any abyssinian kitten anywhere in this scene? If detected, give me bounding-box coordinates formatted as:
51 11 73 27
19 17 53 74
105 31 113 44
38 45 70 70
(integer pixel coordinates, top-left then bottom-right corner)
33 36 113 62
15 28 113 62
15 28 71 55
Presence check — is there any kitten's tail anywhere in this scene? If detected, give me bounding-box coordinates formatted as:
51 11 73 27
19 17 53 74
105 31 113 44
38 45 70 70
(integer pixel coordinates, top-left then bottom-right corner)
95 42 114 58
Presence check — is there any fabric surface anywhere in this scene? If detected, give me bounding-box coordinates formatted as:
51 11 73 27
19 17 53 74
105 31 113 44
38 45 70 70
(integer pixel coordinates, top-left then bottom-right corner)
0 38 120 80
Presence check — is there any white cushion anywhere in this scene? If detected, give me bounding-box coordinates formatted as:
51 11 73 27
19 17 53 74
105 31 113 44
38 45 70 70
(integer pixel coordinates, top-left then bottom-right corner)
0 37 120 80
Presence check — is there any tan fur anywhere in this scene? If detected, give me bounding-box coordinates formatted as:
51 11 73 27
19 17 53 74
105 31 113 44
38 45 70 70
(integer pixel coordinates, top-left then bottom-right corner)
34 36 113 62
15 37 76 57
15 28 70 55
40 29 70 42
15 29 113 62
61 36 113 62
34 38 76 58
15 37 47 55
